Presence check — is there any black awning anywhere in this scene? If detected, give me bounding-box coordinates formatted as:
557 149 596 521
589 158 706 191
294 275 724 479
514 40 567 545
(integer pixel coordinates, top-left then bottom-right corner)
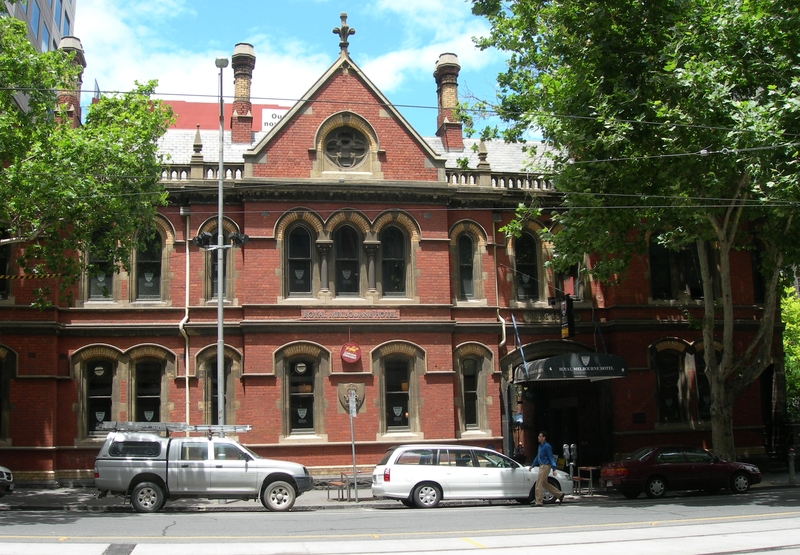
514 352 627 383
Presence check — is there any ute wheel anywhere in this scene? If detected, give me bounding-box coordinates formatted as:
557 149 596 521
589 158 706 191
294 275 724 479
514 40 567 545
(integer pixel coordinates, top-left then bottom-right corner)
730 472 750 494
622 490 640 500
261 480 296 511
645 476 667 499
412 483 442 509
131 482 165 513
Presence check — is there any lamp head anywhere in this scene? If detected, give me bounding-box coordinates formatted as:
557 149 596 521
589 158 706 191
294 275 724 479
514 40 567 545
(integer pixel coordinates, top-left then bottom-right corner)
215 57 229 69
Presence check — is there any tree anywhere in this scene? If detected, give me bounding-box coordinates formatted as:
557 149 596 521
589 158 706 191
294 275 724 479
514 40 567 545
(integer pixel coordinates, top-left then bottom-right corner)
0 7 173 306
472 0 800 460
783 287 800 423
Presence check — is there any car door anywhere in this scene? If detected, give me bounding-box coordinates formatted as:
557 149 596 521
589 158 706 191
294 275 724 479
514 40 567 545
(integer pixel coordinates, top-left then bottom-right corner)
653 447 692 490
437 448 480 498
473 449 532 498
207 440 259 495
171 440 211 493
683 446 726 490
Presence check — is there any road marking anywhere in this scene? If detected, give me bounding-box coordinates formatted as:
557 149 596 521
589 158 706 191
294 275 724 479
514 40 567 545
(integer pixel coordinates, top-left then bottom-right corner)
0 511 798 543
461 538 487 548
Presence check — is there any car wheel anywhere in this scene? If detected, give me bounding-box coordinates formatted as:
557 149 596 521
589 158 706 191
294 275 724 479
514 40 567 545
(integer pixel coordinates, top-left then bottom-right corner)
515 486 536 505
130 482 165 513
645 476 667 499
261 480 296 511
730 472 750 494
622 490 640 499
542 478 562 504
412 483 441 508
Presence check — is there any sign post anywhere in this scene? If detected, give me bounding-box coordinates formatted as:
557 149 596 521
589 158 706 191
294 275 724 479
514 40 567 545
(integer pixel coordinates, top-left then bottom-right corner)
348 388 359 502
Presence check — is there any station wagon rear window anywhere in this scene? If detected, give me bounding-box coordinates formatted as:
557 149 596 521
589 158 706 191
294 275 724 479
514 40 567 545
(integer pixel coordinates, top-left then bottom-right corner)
108 441 161 457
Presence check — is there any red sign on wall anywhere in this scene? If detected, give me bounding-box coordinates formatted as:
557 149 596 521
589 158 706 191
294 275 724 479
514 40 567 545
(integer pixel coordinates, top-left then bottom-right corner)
341 342 361 363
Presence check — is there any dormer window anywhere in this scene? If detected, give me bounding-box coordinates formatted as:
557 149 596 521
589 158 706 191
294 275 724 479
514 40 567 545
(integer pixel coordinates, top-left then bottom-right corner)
325 127 368 168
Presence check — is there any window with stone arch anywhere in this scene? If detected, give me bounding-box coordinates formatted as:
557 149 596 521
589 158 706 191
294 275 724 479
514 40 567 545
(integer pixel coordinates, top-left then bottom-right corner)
450 221 487 303
86 231 116 302
196 346 241 426
0 240 11 301
287 225 313 296
276 210 325 301
275 342 329 442
372 341 425 438
454 343 493 437
311 111 382 178
380 225 406 296
0 346 17 442
374 212 418 301
514 231 541 302
650 338 712 426
126 345 175 425
334 225 361 297
85 358 116 434
132 217 174 303
196 218 239 303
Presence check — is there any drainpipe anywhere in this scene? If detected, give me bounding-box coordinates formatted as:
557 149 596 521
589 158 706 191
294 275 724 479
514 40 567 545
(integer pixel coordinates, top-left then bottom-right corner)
178 207 191 427
493 213 506 348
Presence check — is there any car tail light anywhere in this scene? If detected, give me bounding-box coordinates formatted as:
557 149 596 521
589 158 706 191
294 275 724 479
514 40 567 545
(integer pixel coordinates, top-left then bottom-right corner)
93 467 99 479
383 468 391 482
604 467 628 478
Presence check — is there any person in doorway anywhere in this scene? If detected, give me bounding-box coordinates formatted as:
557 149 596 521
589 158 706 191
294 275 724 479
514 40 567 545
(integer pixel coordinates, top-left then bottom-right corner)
532 431 565 506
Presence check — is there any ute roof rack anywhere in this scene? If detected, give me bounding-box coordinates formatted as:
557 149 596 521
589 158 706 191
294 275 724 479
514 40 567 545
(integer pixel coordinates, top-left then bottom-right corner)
96 422 252 438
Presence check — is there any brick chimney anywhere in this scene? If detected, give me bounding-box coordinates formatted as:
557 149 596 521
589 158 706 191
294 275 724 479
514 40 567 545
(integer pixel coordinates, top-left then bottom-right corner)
56 36 86 128
433 53 463 151
231 43 256 144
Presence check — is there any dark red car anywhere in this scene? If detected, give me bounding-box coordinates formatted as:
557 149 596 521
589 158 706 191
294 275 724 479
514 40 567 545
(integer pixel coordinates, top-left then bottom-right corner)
601 445 761 499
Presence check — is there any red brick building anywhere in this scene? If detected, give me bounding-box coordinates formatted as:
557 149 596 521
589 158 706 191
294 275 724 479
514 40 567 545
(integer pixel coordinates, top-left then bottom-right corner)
0 23 785 483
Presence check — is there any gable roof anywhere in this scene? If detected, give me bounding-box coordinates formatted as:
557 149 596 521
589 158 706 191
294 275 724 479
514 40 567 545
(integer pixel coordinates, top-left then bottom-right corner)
244 51 445 165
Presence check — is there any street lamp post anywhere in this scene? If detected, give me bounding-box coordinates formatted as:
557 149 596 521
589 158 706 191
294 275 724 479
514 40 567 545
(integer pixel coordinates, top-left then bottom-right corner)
215 56 228 426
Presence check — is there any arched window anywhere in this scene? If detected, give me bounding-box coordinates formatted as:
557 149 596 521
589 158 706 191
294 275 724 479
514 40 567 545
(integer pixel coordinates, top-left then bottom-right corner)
287 227 312 296
381 226 406 296
0 243 10 300
515 233 539 301
462 358 479 429
136 234 162 300
207 358 232 425
289 360 315 433
654 349 684 423
385 359 410 430
87 235 114 301
334 225 359 296
649 235 716 301
210 244 227 300
458 235 474 300
134 361 162 423
87 360 114 433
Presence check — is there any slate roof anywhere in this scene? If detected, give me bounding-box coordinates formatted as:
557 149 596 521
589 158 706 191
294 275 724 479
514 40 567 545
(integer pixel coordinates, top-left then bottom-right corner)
159 130 555 175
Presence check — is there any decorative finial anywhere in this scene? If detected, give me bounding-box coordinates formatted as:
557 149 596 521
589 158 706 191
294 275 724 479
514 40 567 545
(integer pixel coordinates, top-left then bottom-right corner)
333 12 356 55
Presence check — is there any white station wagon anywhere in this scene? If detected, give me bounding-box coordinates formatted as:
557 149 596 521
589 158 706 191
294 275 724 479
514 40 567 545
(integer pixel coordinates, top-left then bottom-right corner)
371 444 573 508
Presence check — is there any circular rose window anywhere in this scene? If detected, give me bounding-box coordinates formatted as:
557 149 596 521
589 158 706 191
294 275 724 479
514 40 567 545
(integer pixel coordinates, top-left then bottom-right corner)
324 127 368 168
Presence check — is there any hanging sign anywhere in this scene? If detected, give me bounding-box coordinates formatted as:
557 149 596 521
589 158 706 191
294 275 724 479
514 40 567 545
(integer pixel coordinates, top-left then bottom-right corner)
341 342 361 363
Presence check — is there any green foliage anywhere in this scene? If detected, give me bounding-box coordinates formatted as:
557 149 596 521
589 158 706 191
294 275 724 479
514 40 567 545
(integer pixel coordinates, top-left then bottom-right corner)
783 287 800 422
473 0 800 459
0 14 174 306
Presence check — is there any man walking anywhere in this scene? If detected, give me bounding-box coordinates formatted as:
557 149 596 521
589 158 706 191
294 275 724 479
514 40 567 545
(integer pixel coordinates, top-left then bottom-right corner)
532 431 565 506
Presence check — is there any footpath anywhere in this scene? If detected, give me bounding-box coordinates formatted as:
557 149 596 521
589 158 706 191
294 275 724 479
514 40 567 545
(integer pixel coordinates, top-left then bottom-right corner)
0 471 795 513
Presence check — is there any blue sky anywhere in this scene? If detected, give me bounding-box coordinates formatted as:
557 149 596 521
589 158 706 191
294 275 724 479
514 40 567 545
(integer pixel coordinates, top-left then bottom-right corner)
74 0 509 137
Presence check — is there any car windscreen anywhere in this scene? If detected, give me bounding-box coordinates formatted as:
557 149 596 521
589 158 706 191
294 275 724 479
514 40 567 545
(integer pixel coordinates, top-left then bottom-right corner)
627 446 656 461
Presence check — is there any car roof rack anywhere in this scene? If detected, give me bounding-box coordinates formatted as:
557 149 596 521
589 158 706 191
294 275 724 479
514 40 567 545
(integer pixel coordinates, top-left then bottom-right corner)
96 422 252 438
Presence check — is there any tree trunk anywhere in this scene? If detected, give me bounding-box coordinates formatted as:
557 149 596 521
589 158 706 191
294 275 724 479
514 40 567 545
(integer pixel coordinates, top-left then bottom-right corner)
709 370 737 461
